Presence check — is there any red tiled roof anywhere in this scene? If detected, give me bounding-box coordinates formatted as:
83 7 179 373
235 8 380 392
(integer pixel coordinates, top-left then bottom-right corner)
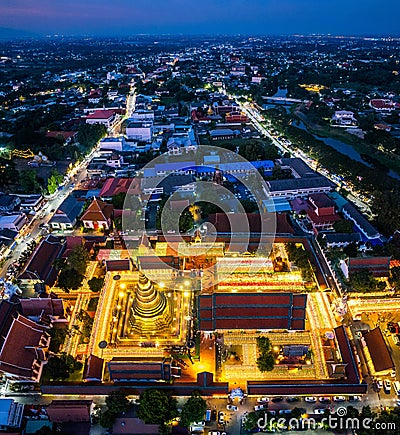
105 259 130 271
81 198 114 223
0 314 49 379
83 354 104 381
19 236 64 287
334 325 360 384
86 110 115 119
363 327 394 373
198 293 307 331
20 298 64 318
46 400 91 423
108 361 171 381
99 177 140 198
45 131 76 140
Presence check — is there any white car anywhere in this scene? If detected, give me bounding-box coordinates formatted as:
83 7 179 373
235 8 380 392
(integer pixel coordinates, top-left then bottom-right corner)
348 396 362 402
384 379 392 393
254 404 267 411
304 397 317 403
314 408 327 415
226 405 238 411
257 397 269 403
377 379 383 389
333 396 346 402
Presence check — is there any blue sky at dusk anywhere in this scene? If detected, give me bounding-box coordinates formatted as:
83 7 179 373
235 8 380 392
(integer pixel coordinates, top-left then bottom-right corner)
0 0 399 36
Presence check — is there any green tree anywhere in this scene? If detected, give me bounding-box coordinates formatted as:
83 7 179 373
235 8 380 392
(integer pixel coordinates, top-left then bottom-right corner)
343 242 358 258
88 277 105 292
256 336 275 372
47 169 64 195
19 169 42 193
333 219 355 233
243 411 263 431
67 245 90 275
57 269 85 291
179 209 194 233
77 123 106 151
99 409 117 429
348 270 385 293
105 390 130 414
180 391 207 427
256 352 275 372
112 192 126 209
138 389 178 428
44 353 82 380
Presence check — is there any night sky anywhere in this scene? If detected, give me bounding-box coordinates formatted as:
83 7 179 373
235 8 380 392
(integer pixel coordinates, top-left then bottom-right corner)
0 0 399 36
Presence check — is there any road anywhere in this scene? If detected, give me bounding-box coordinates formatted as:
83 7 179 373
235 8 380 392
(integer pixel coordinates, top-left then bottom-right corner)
239 101 372 215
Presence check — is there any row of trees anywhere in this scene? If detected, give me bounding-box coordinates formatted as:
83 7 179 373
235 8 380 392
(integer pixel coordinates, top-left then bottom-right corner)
256 336 275 372
96 389 206 433
285 243 315 282
264 107 400 236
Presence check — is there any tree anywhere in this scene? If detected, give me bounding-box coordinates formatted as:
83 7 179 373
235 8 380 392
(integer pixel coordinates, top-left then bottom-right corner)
105 390 130 414
44 353 82 380
68 245 90 275
77 123 106 151
390 267 400 290
19 169 42 193
243 411 263 431
98 390 130 428
333 219 355 233
57 269 85 291
179 209 194 233
348 270 385 293
180 391 207 427
112 192 126 210
47 169 64 195
343 242 358 258
138 389 178 427
99 409 117 429
256 352 275 372
88 277 105 292
256 336 275 372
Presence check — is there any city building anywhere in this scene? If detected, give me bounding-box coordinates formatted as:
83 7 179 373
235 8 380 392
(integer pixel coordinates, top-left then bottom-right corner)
0 314 50 382
81 198 114 230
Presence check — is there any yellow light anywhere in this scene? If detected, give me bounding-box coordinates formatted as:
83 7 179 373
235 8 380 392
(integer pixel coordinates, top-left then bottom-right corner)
184 280 190 287
117 305 121 310
273 346 280 353
184 291 189 298
113 328 117 333
159 282 165 288
119 283 126 289
118 292 125 298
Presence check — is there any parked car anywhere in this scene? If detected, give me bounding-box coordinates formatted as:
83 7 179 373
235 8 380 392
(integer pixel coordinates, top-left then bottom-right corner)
278 409 292 415
257 397 269 403
271 396 284 403
286 396 300 403
304 397 317 403
254 404 266 411
384 379 392 393
226 405 238 411
376 379 383 390
348 396 362 402
333 396 346 402
218 411 225 425
314 408 327 415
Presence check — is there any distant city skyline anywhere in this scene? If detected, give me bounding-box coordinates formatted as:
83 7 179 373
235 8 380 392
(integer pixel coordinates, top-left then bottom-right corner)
0 0 400 37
